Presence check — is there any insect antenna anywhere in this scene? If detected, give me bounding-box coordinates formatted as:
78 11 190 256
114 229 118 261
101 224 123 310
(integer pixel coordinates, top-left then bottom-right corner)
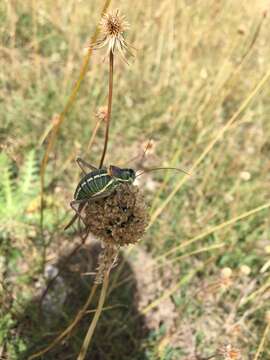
135 166 191 178
123 138 153 166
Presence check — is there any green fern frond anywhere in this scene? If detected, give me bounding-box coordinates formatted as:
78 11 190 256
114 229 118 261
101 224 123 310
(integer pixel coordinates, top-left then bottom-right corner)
18 150 38 196
0 153 15 211
0 151 39 221
0 153 9 203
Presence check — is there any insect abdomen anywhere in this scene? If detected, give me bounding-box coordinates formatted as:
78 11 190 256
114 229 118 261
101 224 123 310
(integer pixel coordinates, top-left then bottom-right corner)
74 169 112 200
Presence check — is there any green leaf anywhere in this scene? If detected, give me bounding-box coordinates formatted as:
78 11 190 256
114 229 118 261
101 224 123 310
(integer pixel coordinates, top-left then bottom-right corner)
18 150 37 196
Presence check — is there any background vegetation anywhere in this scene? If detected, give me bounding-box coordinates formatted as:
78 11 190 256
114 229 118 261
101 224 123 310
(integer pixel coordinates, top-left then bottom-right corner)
0 0 270 359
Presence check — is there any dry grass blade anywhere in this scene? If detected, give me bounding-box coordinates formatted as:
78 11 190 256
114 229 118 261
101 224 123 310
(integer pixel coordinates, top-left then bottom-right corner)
87 115 104 152
253 321 270 360
38 114 60 148
149 70 270 228
199 10 267 117
154 243 225 271
240 278 270 307
154 202 270 262
142 256 215 315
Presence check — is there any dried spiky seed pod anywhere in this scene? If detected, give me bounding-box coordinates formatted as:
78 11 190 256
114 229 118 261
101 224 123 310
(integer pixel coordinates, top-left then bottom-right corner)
83 184 149 247
101 10 129 37
92 9 133 61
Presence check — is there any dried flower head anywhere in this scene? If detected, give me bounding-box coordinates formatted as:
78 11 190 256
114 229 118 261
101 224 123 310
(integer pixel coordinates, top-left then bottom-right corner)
95 106 108 121
93 9 133 61
83 184 149 247
218 344 241 360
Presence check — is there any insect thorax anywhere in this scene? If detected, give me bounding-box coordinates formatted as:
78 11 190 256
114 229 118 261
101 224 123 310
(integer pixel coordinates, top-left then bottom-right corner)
74 168 112 200
74 166 135 201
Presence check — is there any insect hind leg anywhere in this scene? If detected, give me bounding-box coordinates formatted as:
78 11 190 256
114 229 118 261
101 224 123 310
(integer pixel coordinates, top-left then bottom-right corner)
65 200 89 230
76 157 97 174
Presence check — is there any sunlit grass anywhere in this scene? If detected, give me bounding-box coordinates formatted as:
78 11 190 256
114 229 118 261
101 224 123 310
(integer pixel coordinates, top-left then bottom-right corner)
1 0 270 358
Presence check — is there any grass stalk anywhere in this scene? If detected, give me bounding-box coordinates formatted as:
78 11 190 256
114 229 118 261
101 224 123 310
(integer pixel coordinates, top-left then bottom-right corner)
87 116 104 152
99 50 114 168
253 321 270 360
155 201 270 262
240 278 270 307
77 271 110 360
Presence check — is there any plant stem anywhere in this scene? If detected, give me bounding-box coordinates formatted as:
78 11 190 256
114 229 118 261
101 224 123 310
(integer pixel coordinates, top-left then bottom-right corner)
77 271 110 360
253 321 270 360
87 116 103 152
99 50 114 168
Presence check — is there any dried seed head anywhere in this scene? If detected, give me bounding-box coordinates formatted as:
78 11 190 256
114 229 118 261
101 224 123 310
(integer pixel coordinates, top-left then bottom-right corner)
100 10 129 38
218 344 241 360
95 106 107 121
92 10 133 62
83 184 149 247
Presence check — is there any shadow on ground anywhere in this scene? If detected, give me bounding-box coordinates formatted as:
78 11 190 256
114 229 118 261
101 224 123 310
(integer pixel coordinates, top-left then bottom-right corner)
17 241 149 360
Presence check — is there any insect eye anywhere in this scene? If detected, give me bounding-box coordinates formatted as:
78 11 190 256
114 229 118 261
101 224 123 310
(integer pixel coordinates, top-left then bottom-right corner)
128 169 135 179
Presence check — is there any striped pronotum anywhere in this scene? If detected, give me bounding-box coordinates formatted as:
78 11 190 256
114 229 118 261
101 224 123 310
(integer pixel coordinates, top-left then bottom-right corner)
74 168 119 200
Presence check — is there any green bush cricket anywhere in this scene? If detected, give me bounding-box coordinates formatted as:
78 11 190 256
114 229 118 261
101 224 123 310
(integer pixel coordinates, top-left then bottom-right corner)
65 157 190 230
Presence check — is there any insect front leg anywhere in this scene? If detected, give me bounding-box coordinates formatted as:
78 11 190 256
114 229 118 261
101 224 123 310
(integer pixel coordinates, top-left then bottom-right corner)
76 157 97 175
70 199 88 223
64 201 85 230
